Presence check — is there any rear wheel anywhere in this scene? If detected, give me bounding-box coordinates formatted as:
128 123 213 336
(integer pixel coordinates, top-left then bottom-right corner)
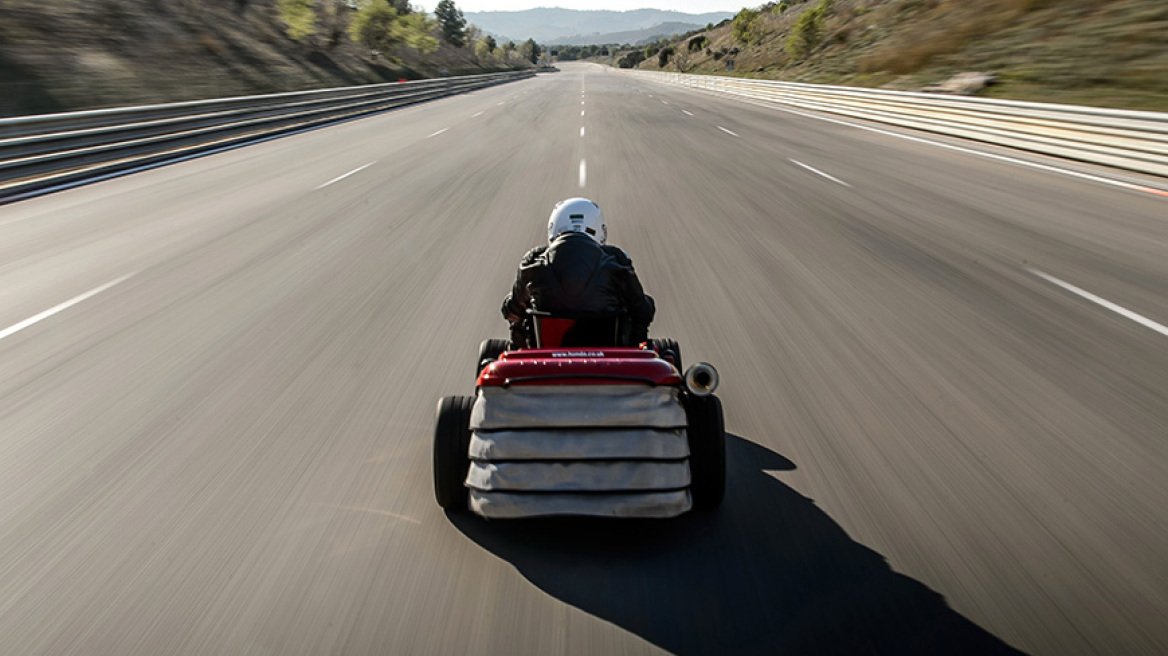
684 393 726 512
433 395 475 510
650 338 683 372
477 339 509 377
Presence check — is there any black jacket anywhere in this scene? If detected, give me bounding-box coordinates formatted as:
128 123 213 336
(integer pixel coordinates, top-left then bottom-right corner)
502 233 655 341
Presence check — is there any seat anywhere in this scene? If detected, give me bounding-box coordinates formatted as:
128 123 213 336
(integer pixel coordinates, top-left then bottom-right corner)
526 309 630 348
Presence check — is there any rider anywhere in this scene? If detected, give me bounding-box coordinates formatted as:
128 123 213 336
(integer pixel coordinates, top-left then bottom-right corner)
502 198 655 349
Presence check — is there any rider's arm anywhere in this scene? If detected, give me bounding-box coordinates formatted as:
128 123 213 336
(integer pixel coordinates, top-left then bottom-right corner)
501 246 546 323
606 247 655 329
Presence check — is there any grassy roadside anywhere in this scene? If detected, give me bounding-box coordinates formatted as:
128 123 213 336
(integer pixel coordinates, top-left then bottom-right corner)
0 0 517 118
628 0 1168 112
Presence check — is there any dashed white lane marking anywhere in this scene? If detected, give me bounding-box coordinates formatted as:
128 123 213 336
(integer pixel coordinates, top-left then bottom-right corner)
472 111 484 117
690 90 1168 199
662 100 669 105
425 128 448 139
1029 269 1168 337
790 159 851 187
0 274 135 342
579 159 587 188
682 110 694 116
717 126 740 137
580 126 586 138
581 110 586 117
315 161 376 189
582 100 586 105
497 102 505 106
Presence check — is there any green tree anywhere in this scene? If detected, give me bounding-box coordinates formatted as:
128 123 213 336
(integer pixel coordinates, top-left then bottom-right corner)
475 35 497 61
395 12 439 53
276 0 317 43
657 46 673 68
434 0 467 48
787 0 833 60
732 8 762 45
520 38 541 64
349 0 437 57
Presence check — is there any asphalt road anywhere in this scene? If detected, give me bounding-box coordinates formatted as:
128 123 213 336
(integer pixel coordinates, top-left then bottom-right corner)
0 61 1165 655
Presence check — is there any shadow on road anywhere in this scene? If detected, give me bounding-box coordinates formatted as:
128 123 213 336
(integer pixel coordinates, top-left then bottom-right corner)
451 435 1026 655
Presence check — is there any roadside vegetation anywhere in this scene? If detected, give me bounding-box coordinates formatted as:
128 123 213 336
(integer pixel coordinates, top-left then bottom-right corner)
606 0 1168 111
0 0 544 117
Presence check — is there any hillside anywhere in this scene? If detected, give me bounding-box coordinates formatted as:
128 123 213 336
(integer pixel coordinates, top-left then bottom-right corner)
621 0 1168 111
549 22 709 47
463 8 734 44
0 0 519 118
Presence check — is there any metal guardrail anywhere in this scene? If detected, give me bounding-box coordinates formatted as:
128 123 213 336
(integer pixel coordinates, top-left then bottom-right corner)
623 70 1168 179
0 70 534 201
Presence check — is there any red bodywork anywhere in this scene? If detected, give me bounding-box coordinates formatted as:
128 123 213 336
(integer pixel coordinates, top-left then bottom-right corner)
477 348 681 388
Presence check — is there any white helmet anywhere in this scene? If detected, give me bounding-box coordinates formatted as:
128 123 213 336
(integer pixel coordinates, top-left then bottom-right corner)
547 197 607 244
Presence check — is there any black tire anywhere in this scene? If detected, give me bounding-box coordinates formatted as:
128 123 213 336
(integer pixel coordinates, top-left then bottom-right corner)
477 339 509 377
650 338 683 372
433 395 475 510
684 393 726 512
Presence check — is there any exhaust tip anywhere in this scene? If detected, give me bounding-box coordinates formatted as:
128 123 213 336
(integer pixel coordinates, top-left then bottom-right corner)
684 363 719 396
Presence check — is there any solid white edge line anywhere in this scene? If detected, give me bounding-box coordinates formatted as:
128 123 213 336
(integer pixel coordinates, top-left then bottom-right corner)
676 86 1168 198
790 159 851 187
315 161 375 190
1029 269 1168 338
579 159 587 188
717 126 740 137
425 128 449 139
0 274 135 341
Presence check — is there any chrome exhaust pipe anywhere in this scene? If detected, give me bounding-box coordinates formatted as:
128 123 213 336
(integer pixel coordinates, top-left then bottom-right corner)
683 363 719 396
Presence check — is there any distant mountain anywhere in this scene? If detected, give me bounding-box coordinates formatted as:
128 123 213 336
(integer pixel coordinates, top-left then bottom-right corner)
463 8 734 44
548 21 706 47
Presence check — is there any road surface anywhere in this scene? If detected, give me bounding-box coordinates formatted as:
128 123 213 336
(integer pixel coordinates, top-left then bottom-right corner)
0 62 1165 655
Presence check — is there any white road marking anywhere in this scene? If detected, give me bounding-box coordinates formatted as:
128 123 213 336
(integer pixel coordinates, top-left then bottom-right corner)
472 111 484 117
662 100 669 105
497 102 505 106
322 505 421 524
425 128 448 139
790 159 851 187
0 274 134 342
687 89 1168 198
682 110 694 116
579 159 587 188
582 100 586 105
1029 269 1168 337
717 126 740 137
581 110 585 117
580 126 586 138
315 161 375 189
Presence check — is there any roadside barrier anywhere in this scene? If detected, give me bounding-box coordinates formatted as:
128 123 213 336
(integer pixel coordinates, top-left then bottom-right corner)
0 70 534 201
622 70 1168 179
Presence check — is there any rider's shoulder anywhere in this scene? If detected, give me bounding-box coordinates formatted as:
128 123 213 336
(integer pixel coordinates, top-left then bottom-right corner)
601 244 633 266
521 245 548 265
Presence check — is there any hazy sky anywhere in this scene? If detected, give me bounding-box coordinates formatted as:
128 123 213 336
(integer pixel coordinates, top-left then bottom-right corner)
438 2 741 12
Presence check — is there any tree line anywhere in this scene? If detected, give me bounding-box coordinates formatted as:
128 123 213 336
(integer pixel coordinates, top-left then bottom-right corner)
275 0 545 66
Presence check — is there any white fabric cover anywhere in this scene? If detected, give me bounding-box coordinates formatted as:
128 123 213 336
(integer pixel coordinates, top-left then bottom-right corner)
466 460 690 492
469 490 692 519
471 385 686 430
469 428 688 460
